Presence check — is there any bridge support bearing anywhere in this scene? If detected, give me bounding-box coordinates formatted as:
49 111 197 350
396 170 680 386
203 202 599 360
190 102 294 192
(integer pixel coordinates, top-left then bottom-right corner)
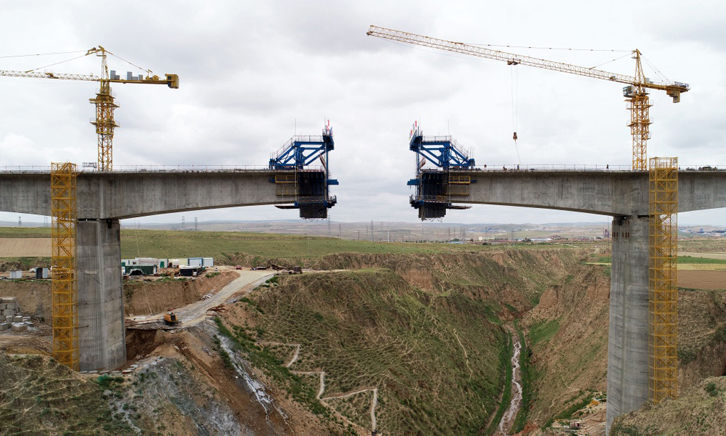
76 218 126 371
606 215 649 432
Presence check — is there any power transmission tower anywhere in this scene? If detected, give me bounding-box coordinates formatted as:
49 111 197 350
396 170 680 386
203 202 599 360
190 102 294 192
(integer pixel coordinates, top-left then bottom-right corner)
181 216 185 231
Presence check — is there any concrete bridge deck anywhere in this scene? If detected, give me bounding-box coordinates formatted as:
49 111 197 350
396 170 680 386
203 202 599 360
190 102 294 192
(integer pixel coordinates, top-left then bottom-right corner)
446 169 726 215
0 169 303 219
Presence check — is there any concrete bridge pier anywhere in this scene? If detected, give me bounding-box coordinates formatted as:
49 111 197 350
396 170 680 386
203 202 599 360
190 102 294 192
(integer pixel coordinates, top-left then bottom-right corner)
606 215 650 431
76 218 126 371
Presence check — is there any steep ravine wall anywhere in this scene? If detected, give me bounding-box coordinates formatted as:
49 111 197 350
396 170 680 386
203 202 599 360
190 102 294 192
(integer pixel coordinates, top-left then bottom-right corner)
217 249 595 435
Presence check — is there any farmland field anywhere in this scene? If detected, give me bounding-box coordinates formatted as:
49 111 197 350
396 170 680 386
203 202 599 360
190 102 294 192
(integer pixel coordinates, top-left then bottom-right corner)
678 270 726 290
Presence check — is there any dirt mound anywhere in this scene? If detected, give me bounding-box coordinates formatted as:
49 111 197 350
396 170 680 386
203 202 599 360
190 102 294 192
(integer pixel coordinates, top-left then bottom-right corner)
124 271 235 316
0 279 51 320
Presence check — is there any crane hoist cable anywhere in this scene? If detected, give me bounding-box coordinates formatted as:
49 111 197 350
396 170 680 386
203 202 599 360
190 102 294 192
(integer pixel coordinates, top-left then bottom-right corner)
510 64 521 166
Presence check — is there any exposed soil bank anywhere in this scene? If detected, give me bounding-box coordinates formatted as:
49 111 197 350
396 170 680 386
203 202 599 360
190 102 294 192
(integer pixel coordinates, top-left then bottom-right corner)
124 271 236 316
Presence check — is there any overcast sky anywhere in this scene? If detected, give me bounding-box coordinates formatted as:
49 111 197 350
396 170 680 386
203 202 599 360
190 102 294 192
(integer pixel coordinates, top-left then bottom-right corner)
1 1 725 226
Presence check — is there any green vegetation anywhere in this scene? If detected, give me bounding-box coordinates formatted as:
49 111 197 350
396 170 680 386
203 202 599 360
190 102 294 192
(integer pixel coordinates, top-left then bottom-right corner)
679 256 726 264
705 382 719 397
95 375 125 390
528 319 560 346
0 227 51 238
678 348 698 364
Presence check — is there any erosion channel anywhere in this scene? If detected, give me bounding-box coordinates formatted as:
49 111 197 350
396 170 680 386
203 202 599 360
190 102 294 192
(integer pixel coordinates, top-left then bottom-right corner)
497 324 523 436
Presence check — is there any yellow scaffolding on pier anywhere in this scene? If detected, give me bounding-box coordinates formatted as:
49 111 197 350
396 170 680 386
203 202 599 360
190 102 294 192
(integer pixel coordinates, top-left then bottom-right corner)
51 163 79 370
648 157 678 402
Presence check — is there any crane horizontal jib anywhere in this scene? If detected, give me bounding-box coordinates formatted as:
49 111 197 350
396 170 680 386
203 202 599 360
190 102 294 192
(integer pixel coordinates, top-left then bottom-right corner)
366 25 689 93
0 69 98 82
0 69 179 88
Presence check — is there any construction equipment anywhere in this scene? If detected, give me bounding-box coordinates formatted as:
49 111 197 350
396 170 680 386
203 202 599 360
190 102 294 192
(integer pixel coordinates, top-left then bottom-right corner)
366 25 689 170
269 121 339 219
0 46 179 171
407 122 473 219
163 311 179 326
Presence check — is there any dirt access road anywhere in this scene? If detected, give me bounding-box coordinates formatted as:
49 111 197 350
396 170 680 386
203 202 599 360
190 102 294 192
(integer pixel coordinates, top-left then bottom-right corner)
128 269 273 328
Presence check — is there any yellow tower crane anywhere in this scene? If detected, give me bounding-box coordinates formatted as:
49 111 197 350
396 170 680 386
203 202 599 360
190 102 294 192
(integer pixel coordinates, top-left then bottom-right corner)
1 48 177 370
0 46 179 171
366 25 688 170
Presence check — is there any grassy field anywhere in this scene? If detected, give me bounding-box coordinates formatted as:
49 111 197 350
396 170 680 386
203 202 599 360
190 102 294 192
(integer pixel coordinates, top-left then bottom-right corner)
528 319 560 347
118 229 590 262
0 227 579 261
588 254 726 266
0 227 51 238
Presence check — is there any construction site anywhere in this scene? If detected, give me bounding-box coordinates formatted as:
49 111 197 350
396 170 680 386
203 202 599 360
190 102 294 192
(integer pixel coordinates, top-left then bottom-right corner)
2 5 726 436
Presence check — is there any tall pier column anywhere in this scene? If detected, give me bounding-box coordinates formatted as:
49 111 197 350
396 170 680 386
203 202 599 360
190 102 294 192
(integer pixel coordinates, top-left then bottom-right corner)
76 218 126 371
606 215 649 431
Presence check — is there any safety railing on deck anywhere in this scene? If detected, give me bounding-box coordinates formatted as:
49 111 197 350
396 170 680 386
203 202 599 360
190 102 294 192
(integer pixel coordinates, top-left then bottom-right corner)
2 164 724 174
0 164 326 174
